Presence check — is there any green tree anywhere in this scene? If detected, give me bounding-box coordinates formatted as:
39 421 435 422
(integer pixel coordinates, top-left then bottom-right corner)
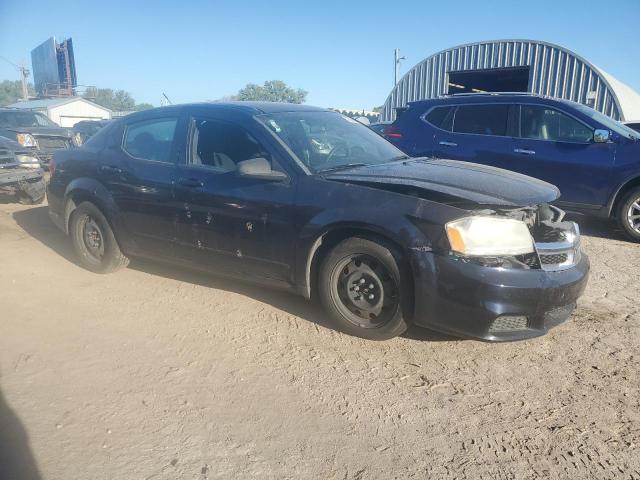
0 80 35 106
84 87 152 112
231 80 307 104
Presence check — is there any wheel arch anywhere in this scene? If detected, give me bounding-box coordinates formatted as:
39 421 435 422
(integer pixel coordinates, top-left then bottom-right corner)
302 224 415 320
608 175 640 217
62 178 126 248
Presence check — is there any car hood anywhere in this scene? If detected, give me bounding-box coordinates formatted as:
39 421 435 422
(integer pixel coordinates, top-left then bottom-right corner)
323 158 560 208
5 126 72 137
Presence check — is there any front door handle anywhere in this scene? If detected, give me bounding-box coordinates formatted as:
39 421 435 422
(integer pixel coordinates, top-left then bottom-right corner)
439 141 457 147
514 148 536 155
100 165 125 174
177 178 204 188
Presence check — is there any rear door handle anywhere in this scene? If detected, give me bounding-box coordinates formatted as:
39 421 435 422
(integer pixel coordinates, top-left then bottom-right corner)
177 178 204 188
514 148 535 155
439 141 457 147
100 165 125 174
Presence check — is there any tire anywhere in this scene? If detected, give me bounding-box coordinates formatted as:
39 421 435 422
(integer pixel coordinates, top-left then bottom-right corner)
617 186 640 242
69 201 129 273
318 237 410 340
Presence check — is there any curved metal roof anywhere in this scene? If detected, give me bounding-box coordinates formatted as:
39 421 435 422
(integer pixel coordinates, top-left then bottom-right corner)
382 39 640 121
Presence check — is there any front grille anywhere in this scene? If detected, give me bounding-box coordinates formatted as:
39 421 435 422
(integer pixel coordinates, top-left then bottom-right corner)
540 253 568 265
529 209 581 272
35 136 70 149
0 148 15 166
36 152 53 163
489 315 529 333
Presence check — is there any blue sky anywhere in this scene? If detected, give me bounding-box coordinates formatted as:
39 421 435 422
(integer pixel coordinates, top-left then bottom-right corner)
1 0 638 109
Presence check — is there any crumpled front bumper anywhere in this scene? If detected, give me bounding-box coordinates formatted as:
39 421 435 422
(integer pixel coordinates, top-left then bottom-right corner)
409 250 590 341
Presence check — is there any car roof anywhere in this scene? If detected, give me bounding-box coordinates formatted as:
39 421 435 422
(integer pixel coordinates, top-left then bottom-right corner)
122 102 327 121
407 93 582 109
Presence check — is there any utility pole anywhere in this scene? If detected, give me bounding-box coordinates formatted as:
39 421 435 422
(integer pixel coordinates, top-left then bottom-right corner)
18 63 30 100
1 56 30 100
394 48 405 86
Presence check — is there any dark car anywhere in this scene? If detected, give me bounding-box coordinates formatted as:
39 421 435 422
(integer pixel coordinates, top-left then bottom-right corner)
383 93 640 241
0 136 46 204
73 119 111 144
0 108 78 166
47 102 589 341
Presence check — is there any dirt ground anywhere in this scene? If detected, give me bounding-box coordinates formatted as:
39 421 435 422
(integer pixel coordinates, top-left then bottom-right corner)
0 200 638 480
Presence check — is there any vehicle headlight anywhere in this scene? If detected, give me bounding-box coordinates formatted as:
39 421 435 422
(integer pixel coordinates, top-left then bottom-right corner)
72 132 83 146
446 216 535 256
15 154 41 168
16 133 38 148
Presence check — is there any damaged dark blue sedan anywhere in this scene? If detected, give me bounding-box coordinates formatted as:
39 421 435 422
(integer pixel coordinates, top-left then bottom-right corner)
47 102 589 341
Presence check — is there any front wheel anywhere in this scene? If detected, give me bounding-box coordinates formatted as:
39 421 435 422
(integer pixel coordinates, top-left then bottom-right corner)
318 237 410 340
618 187 640 242
69 201 129 273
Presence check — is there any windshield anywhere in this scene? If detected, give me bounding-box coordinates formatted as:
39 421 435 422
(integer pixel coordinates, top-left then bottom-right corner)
572 103 640 140
0 111 58 128
259 111 406 173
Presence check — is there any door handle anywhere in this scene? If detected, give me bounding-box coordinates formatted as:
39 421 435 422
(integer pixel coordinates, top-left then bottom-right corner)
514 148 535 155
177 178 204 188
439 141 457 147
100 165 125 174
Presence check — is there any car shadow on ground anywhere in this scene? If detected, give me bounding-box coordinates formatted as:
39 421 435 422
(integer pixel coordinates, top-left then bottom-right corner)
0 382 42 480
12 206 454 342
566 213 633 242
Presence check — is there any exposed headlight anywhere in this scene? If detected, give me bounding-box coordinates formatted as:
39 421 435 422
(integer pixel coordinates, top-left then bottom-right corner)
15 154 41 168
72 132 83 146
16 133 38 148
446 216 535 256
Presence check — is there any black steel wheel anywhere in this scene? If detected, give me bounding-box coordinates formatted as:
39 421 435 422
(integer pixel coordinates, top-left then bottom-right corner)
618 187 640 242
319 237 409 340
69 201 129 273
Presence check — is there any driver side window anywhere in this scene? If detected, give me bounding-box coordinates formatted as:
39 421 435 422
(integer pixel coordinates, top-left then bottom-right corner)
189 118 273 173
520 105 593 143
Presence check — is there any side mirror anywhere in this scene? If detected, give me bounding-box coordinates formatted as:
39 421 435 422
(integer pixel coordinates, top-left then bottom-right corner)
237 157 287 180
593 129 611 143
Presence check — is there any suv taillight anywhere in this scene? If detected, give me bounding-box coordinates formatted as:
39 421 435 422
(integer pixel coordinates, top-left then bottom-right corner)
382 124 402 139
48 158 56 178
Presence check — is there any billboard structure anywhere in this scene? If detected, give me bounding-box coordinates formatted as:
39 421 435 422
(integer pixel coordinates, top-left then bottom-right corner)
31 37 77 97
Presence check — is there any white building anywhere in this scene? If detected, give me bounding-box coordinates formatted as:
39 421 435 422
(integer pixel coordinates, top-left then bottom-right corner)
8 97 112 127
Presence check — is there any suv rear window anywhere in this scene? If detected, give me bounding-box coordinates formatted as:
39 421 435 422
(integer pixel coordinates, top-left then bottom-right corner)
424 106 454 131
453 104 509 136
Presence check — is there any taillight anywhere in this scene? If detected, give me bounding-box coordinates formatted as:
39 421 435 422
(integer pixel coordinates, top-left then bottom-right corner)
48 158 56 178
383 124 403 139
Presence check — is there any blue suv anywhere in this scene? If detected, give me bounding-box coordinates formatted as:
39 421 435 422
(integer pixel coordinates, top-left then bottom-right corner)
384 93 640 241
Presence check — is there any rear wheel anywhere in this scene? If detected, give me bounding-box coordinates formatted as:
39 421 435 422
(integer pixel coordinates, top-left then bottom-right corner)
318 237 409 340
618 187 640 242
69 202 129 273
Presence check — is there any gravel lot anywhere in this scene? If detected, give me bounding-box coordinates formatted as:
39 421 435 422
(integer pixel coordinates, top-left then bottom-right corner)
1 200 639 480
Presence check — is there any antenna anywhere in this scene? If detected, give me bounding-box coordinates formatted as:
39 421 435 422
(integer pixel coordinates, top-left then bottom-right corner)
1 56 30 101
161 93 172 106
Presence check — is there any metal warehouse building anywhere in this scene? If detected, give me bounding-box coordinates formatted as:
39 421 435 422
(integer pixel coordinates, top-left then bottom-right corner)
381 39 640 122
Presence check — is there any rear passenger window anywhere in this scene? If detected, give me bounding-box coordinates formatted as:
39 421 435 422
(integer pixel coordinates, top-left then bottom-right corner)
520 105 593 143
453 104 509 136
123 118 178 162
424 106 454 131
